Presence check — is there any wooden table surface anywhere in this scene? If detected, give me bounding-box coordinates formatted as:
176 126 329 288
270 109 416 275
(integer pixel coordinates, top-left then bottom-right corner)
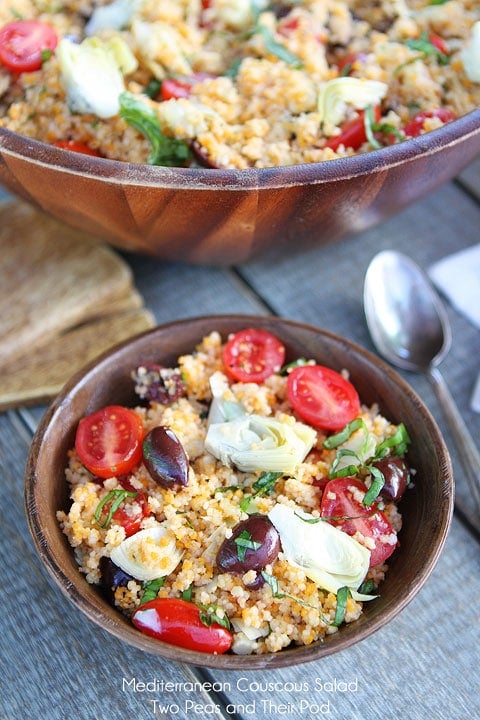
1 158 480 720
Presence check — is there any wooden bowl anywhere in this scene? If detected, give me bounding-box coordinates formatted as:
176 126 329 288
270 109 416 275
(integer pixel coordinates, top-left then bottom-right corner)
24 315 453 669
2 112 480 265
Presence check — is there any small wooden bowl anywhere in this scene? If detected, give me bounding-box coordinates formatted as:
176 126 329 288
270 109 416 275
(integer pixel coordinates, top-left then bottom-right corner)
2 111 480 265
24 315 453 669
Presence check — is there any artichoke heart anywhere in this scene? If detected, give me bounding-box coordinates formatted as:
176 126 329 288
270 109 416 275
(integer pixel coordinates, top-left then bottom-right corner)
205 413 316 474
462 21 480 83
268 503 373 599
109 523 183 581
58 36 138 118
318 77 387 135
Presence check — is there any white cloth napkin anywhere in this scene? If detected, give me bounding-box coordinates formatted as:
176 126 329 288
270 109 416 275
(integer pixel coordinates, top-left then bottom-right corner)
429 244 480 411
428 243 480 330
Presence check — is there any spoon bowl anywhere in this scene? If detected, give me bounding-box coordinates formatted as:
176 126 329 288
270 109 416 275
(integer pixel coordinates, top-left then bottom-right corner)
364 251 452 372
364 250 480 515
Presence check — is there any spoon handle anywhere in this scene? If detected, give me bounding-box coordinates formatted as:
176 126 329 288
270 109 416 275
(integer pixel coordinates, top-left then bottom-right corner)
428 366 480 513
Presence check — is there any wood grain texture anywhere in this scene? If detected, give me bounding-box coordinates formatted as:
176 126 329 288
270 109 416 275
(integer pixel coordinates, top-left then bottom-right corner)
1 111 480 264
24 317 453 670
1 158 480 719
0 308 155 410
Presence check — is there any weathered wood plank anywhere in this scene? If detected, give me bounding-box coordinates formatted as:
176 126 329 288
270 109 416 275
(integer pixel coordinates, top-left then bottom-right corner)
239 180 480 530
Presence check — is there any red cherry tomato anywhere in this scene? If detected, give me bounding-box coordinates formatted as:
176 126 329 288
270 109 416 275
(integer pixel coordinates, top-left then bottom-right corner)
286 364 360 432
404 108 456 138
0 20 57 73
132 598 233 654
160 73 214 100
53 140 101 156
112 492 150 537
320 477 397 567
337 52 368 76
222 328 286 383
428 33 449 56
326 107 381 151
75 405 144 479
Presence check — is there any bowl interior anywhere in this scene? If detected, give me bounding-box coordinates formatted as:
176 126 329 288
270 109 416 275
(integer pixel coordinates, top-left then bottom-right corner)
24 315 453 669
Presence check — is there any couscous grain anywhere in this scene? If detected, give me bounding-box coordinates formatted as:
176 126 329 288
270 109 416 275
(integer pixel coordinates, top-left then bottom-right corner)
0 1 478 169
57 328 411 655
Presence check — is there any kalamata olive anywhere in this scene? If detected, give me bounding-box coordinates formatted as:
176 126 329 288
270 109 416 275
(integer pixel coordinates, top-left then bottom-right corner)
216 514 280 575
143 426 189 488
132 363 186 404
191 140 221 168
372 456 410 501
99 556 134 606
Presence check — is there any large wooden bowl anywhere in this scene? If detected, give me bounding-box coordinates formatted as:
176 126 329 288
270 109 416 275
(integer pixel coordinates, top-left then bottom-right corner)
2 111 480 265
24 315 453 669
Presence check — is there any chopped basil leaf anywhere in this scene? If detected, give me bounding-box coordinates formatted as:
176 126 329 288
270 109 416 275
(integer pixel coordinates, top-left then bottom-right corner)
94 489 136 529
294 511 322 524
357 578 377 595
375 423 411 459
119 91 191 166
234 530 262 561
279 358 311 375
255 25 303 68
144 78 162 98
251 471 283 494
140 577 165 605
404 32 449 66
261 570 279 595
323 418 367 450
362 465 385 506
199 604 231 629
261 571 320 611
240 471 283 513
332 586 351 626
181 585 193 602
364 105 382 150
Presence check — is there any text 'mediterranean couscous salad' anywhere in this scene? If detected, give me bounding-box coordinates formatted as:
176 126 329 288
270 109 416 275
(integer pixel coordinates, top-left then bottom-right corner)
57 328 412 655
0 1 479 169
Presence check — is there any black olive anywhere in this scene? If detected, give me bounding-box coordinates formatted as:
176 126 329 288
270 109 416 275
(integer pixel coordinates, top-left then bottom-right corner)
99 556 134 606
216 514 280 575
143 426 189 489
372 456 410 501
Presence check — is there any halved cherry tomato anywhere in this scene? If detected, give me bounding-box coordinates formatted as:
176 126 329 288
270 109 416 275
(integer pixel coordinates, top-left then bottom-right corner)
428 33 449 56
112 491 150 537
337 52 368 76
160 73 214 100
75 405 144 479
222 328 286 383
132 598 233 654
0 20 57 73
53 140 101 156
320 477 397 567
404 108 456 138
326 106 381 152
287 364 360 431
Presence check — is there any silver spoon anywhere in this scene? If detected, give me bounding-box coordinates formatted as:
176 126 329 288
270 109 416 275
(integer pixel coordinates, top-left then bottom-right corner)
364 249 480 513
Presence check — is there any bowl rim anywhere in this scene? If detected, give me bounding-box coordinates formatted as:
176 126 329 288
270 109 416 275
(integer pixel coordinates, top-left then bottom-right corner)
24 314 454 669
2 109 480 190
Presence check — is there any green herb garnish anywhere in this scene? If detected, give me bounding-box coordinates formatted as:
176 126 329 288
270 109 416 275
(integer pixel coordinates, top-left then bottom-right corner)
199 604 231 629
405 32 449 64
279 358 311 375
332 586 351 626
234 530 262 561
94 489 136 529
324 419 411 505
181 585 193 602
357 578 377 595
140 577 165 605
118 91 191 166
240 471 283 513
